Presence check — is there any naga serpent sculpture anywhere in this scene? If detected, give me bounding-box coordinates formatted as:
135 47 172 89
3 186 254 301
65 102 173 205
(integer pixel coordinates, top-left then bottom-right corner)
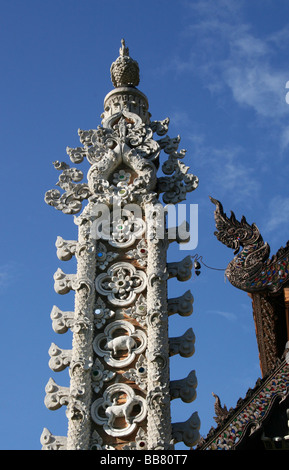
210 197 289 294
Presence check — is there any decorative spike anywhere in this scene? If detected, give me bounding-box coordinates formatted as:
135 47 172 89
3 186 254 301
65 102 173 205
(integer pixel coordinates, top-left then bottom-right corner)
53 268 76 295
40 428 67 450
169 328 196 357
167 220 190 244
55 236 77 261
167 290 194 317
50 305 75 334
44 378 69 411
167 255 193 281
170 370 198 403
48 343 72 372
172 412 201 448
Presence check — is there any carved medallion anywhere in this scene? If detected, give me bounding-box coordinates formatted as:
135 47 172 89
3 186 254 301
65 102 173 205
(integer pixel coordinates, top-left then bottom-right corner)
95 262 147 306
91 383 147 437
93 319 147 368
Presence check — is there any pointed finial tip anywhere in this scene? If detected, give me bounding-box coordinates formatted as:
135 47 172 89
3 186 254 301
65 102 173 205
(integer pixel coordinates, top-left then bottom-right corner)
120 38 129 57
110 39 140 88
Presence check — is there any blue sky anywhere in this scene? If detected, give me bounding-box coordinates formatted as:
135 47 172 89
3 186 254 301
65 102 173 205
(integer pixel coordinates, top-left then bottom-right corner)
1 0 289 450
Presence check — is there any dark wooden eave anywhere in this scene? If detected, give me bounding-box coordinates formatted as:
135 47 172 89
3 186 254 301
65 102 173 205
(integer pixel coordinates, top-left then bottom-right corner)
249 288 288 377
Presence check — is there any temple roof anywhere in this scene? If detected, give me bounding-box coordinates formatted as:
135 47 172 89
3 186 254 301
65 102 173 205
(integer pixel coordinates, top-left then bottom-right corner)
197 357 289 450
201 198 289 450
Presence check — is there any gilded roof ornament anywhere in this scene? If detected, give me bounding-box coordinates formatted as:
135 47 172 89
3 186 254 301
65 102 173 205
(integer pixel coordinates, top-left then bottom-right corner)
110 39 140 88
210 196 289 293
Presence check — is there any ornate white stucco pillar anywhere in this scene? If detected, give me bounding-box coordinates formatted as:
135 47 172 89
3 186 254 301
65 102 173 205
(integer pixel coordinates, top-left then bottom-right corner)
145 201 172 449
41 39 200 451
65 210 96 449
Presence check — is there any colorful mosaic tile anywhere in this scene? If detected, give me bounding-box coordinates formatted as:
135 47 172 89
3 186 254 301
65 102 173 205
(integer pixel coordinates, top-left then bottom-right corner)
203 361 289 450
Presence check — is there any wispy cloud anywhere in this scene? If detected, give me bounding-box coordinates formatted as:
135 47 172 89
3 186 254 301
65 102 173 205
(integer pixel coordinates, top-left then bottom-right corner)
206 309 237 322
205 146 261 203
184 130 261 204
0 263 18 291
166 0 289 147
0 271 9 287
223 38 287 121
168 108 261 205
264 195 289 234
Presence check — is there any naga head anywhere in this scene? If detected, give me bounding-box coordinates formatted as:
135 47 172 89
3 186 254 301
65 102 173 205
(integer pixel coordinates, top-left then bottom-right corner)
210 197 264 255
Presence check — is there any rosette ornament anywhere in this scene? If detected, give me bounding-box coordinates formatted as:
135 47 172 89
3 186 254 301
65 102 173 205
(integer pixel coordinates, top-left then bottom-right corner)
95 262 147 306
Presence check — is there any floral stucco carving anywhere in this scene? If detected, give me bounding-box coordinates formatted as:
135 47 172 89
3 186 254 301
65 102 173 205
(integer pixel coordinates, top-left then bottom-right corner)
93 297 115 329
91 358 116 394
123 354 148 390
95 262 147 306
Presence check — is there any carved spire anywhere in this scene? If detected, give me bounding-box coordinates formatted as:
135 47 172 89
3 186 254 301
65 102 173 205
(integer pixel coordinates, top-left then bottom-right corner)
110 39 140 88
43 42 200 451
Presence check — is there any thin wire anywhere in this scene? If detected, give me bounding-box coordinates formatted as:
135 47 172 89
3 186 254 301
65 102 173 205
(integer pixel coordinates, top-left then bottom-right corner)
190 254 226 272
